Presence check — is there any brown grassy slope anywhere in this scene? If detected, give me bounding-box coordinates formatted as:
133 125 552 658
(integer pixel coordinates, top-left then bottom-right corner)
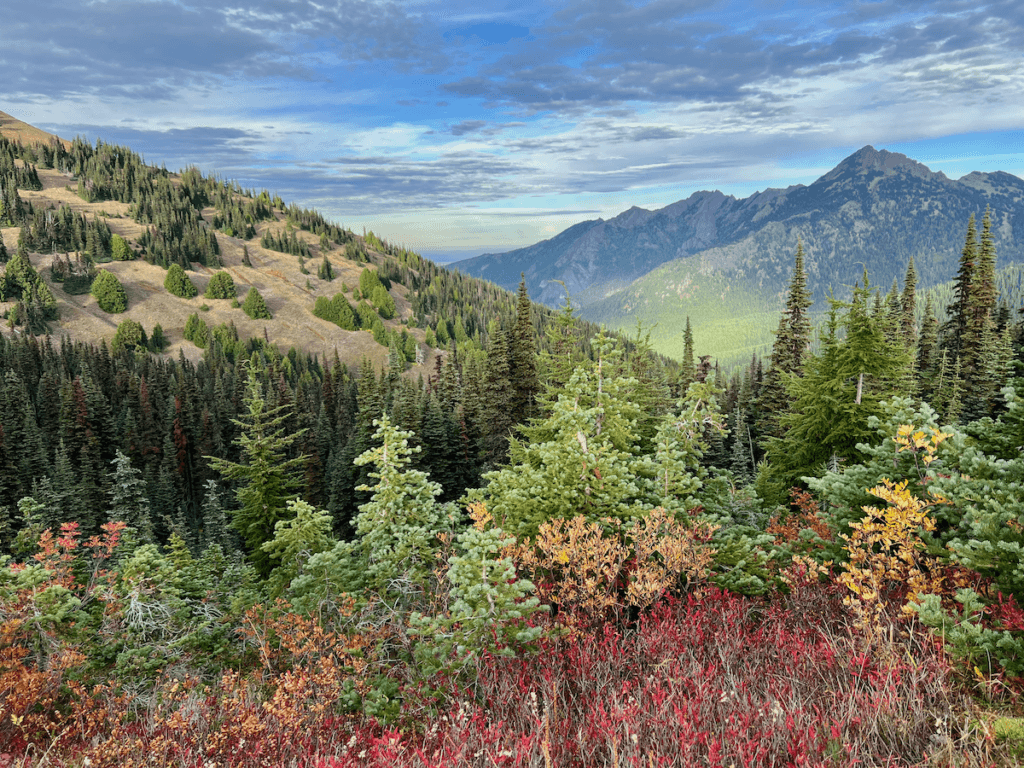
0 116 437 372
0 110 70 148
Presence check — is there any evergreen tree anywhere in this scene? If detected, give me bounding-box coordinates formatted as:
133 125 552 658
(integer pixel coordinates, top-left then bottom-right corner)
242 286 272 319
351 414 448 593
764 280 911 492
678 316 696 394
164 263 198 298
945 213 978 362
480 330 515 469
207 367 306 576
757 243 814 440
508 276 539 427
110 234 133 261
474 332 648 537
107 449 154 542
205 271 236 299
900 256 918 351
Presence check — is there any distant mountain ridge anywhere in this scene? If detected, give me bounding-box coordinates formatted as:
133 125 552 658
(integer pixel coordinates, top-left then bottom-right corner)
453 147 1024 309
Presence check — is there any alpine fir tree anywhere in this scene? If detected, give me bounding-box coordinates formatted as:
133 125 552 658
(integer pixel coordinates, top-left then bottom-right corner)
757 241 813 440
508 275 539 427
207 366 306 576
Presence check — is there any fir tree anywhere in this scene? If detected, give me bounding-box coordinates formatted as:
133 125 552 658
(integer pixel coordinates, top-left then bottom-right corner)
508 276 539 427
207 367 306 576
242 286 272 319
352 414 448 594
678 316 696 394
107 449 154 542
757 243 814 441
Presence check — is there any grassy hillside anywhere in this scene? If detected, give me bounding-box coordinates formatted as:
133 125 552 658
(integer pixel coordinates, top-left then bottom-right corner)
584 256 781 368
0 112 579 374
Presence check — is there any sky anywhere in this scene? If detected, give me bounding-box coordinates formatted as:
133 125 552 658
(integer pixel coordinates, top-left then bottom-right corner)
2 0 1022 262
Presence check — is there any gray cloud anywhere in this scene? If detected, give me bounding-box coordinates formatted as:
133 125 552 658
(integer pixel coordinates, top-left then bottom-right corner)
1 0 445 100
224 151 528 213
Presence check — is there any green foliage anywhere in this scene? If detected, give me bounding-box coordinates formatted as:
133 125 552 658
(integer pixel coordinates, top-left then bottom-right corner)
111 318 147 354
370 284 396 319
164 263 198 298
205 270 236 299
110 233 134 261
107 449 154 542
149 323 168 352
207 368 307 576
242 286 272 319
473 332 653 538
313 293 360 331
261 498 336 598
183 312 209 348
763 282 911 495
410 504 544 677
317 255 334 281
912 589 1024 678
91 269 128 313
351 414 452 595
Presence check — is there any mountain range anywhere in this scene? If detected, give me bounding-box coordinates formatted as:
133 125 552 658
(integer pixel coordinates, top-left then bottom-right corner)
453 146 1024 364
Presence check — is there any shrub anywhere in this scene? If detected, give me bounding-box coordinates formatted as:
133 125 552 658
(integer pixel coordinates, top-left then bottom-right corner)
205 271 236 299
111 318 147 353
110 234 134 261
370 285 396 319
183 312 209 348
242 286 272 319
149 323 169 352
164 263 197 298
91 270 128 313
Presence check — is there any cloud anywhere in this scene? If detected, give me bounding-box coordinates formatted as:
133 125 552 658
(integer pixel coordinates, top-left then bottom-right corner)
1 0 446 100
41 123 264 170
441 0 1024 115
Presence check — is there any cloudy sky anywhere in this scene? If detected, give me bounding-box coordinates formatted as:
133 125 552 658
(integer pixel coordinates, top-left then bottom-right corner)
3 0 1022 260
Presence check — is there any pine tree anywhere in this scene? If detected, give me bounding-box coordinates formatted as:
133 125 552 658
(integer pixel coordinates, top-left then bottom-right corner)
207 367 306 576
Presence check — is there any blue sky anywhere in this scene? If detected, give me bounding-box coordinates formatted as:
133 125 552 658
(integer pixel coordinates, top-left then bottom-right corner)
2 0 1022 261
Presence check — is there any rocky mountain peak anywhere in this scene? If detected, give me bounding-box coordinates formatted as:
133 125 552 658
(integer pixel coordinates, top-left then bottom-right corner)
816 145 947 185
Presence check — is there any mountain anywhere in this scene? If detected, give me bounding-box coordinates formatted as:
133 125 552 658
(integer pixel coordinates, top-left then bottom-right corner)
0 111 572 373
453 147 1024 309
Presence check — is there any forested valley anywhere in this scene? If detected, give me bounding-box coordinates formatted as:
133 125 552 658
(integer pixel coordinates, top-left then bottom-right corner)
2 130 1024 766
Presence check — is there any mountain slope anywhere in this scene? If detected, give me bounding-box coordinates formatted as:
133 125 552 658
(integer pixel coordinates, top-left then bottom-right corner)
454 147 1024 310
0 111 573 373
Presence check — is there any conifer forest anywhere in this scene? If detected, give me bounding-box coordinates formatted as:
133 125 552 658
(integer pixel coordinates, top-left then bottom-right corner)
3 130 1024 766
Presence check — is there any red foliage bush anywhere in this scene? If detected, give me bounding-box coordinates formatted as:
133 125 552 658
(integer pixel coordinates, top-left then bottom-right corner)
317 587 980 768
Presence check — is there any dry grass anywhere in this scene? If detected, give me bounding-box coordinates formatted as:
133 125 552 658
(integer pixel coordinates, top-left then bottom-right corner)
2 166 431 373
